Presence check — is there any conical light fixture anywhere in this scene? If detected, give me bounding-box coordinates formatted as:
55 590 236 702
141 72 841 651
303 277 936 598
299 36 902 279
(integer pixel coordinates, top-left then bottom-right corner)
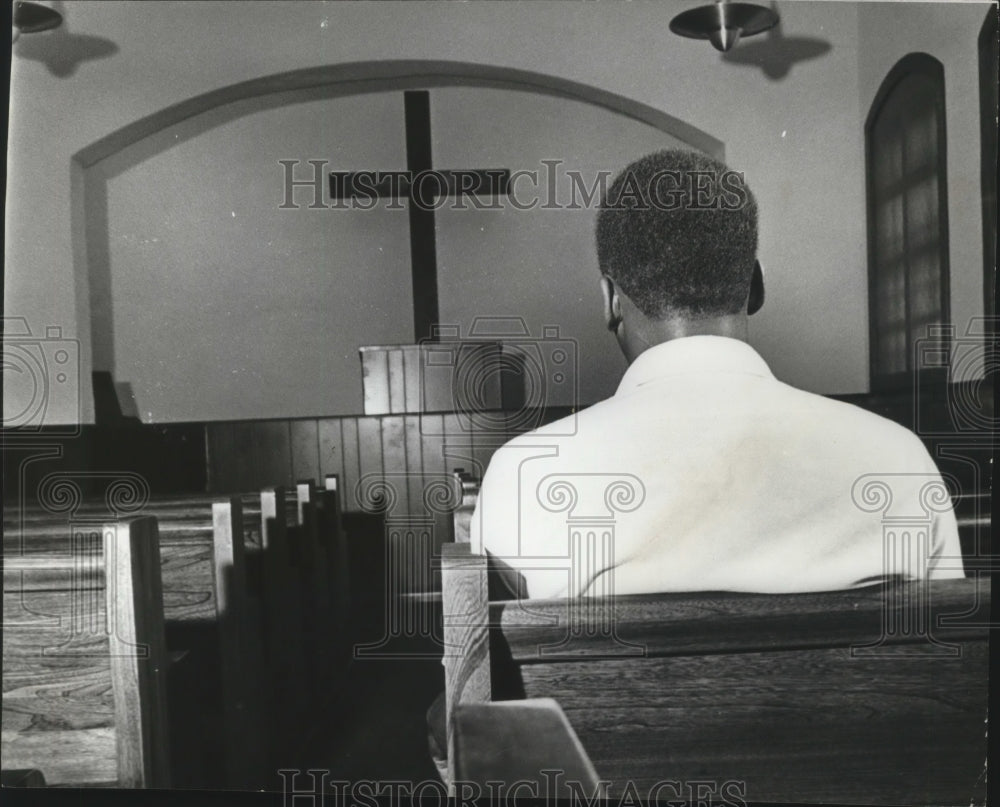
12 1 63 41
670 0 779 52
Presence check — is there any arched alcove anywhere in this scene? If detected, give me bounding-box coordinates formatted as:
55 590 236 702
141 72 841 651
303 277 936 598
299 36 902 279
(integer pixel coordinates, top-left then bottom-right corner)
72 61 723 420
73 60 722 168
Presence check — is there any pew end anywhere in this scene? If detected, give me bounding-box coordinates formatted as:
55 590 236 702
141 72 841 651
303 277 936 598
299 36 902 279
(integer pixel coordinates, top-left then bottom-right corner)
452 699 605 798
2 517 171 788
450 469 479 545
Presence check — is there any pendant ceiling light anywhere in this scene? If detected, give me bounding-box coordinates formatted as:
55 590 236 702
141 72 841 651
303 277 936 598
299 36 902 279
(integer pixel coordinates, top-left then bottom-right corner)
670 0 779 52
12 1 63 42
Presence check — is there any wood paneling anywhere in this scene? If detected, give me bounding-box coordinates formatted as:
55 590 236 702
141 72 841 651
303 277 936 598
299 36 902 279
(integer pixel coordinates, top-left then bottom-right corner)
356 417 384 509
339 418 361 513
420 414 447 482
232 422 257 493
380 416 409 516
360 343 505 415
290 420 320 484
404 414 425 522
317 419 344 485
208 412 530 516
402 347 422 412
206 423 238 494
360 348 391 415
252 422 292 489
201 385 990 524
387 349 407 414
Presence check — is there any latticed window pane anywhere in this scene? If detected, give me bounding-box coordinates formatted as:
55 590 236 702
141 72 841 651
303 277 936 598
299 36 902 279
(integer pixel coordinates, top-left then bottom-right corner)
866 55 948 388
906 175 939 249
873 128 904 192
876 195 906 264
876 258 908 374
904 100 938 174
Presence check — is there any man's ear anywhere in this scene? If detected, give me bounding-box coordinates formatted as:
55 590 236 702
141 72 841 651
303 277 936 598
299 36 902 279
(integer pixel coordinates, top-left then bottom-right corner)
747 260 765 316
600 274 623 332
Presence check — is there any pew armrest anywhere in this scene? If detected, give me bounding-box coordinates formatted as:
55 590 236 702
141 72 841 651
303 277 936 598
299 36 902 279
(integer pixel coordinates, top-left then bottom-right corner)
451 471 479 544
452 699 604 796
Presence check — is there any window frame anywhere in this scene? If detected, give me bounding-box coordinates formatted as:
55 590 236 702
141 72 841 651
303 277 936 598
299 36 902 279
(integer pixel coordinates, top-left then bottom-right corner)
979 10 997 334
864 52 951 393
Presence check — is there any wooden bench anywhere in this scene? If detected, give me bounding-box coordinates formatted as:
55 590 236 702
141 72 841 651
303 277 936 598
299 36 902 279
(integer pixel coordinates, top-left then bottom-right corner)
322 475 352 677
441 543 989 804
2 517 171 787
5 494 266 787
6 479 352 783
253 478 352 759
294 481 346 695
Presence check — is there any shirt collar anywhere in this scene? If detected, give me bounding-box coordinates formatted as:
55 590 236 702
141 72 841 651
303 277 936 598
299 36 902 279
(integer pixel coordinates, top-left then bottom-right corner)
616 336 773 395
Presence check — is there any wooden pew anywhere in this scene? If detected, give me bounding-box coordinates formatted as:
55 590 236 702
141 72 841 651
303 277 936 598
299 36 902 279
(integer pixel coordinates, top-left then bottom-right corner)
2 517 171 787
324 475 352 675
441 543 989 804
312 478 352 685
6 481 352 779
237 486 309 771
4 496 264 789
293 481 337 704
261 482 355 759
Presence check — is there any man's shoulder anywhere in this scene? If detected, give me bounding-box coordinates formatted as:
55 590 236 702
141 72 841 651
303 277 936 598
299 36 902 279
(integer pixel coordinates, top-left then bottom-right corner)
479 401 614 485
772 380 933 457
485 379 931 471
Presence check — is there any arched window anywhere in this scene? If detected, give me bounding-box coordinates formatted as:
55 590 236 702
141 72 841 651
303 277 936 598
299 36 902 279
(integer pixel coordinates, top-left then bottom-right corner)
865 53 950 391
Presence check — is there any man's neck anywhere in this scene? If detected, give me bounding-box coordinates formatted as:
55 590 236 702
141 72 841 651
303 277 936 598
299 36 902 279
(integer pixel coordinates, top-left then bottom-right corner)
621 314 749 364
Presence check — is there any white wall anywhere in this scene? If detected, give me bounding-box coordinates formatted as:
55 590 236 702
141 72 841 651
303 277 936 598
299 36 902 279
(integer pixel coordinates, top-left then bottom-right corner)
96 87 688 420
101 91 414 421
434 87 690 408
4 1 990 424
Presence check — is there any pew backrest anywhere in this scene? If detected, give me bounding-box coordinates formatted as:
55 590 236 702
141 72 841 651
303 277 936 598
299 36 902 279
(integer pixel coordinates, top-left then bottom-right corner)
441 543 989 804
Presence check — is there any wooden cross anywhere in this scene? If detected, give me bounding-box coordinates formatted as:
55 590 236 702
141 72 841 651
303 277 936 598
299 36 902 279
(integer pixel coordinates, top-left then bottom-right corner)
330 91 510 343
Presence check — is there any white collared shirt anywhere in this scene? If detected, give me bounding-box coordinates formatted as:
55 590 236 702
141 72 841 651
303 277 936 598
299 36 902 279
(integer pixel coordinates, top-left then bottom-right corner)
471 336 964 598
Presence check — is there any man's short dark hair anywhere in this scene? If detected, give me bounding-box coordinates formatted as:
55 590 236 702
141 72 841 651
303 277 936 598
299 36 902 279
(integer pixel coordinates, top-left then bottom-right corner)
595 149 758 318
